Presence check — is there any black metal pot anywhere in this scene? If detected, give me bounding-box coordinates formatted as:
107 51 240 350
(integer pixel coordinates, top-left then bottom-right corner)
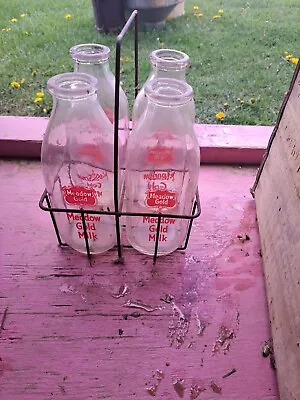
124 0 179 28
92 0 125 33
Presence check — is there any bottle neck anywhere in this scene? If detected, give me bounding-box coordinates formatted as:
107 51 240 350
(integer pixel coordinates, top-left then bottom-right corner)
146 99 190 111
74 60 111 77
151 66 187 81
52 92 98 109
144 98 192 126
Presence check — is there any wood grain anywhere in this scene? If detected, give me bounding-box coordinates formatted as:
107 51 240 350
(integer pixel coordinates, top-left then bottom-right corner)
0 160 278 399
253 62 300 400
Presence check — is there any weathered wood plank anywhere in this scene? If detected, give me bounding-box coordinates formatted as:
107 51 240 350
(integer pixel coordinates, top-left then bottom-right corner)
0 160 278 399
253 62 300 400
0 116 272 164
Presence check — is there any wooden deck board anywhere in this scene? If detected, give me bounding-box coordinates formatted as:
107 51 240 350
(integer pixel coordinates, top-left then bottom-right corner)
0 160 278 399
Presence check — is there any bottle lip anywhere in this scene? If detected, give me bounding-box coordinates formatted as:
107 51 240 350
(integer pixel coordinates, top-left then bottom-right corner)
144 78 193 105
149 48 190 70
47 72 98 99
69 43 110 63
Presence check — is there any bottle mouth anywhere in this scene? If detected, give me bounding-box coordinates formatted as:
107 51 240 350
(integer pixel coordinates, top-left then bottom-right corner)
47 72 98 99
145 78 193 106
70 43 110 63
149 49 190 70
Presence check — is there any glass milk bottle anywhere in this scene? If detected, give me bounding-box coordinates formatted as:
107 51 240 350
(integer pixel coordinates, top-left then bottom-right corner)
132 48 195 125
125 78 200 256
41 72 121 254
70 43 129 168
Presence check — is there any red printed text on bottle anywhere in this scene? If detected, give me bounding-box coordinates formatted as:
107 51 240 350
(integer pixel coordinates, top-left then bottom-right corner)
142 216 176 243
67 212 100 240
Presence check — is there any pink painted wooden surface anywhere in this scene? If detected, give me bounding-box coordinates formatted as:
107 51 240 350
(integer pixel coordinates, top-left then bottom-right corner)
0 160 278 399
0 116 272 164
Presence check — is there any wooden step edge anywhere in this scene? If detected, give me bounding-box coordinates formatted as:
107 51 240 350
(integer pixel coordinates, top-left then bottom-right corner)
0 115 273 165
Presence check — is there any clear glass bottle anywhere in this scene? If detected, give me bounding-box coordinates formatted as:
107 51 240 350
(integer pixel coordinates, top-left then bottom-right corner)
132 48 195 125
125 78 200 256
70 43 129 168
41 72 121 254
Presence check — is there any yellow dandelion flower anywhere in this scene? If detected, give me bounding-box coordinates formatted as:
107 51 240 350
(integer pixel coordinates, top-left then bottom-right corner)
250 97 256 104
285 54 292 59
20 13 26 18
20 78 26 84
213 15 221 19
36 91 44 98
6 27 11 31
216 111 225 119
218 9 224 14
193 5 199 10
11 81 20 89
10 18 17 23
34 97 43 103
197 13 203 17
64 14 71 20
291 57 299 65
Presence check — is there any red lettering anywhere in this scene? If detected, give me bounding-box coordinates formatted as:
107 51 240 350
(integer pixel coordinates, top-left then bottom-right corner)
147 146 173 165
143 171 176 182
145 190 177 209
78 231 98 240
78 231 85 239
143 216 175 224
148 233 168 242
62 185 97 206
67 213 101 222
77 170 108 182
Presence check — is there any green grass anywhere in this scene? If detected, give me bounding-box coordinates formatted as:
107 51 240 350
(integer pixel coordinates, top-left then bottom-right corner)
0 0 299 124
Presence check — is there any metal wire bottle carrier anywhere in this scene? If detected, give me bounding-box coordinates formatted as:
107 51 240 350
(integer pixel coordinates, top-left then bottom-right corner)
39 10 201 263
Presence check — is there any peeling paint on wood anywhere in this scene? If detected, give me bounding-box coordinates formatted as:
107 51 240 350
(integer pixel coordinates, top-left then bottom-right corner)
0 160 278 399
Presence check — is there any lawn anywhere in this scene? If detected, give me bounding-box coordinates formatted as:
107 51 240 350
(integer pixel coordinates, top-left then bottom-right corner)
0 0 299 125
